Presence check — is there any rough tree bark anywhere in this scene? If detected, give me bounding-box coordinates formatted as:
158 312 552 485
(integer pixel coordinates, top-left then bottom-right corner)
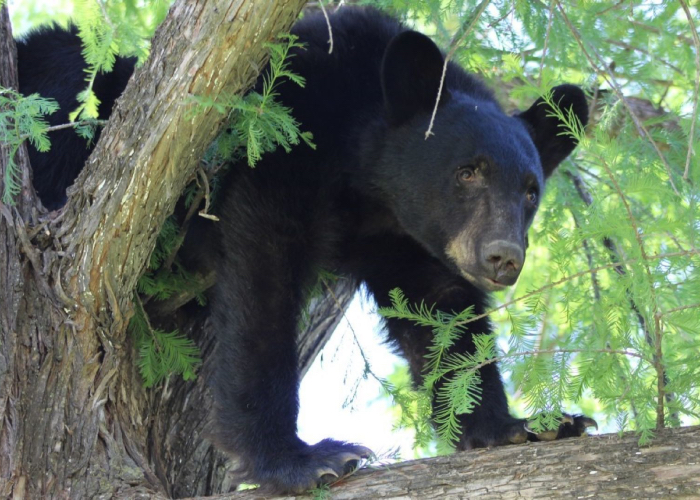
222 426 700 499
0 1 330 497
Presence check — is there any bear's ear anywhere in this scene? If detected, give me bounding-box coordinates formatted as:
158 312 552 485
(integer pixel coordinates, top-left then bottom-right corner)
381 30 450 126
516 84 588 178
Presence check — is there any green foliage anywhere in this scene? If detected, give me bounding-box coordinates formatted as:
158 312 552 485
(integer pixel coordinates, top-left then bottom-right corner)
129 295 200 388
0 89 58 203
378 365 436 454
9 0 73 35
380 289 495 449
309 483 332 500
136 216 205 304
67 0 167 121
191 34 315 167
0 86 106 204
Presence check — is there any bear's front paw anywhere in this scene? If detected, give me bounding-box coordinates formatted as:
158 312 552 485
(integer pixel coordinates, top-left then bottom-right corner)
457 414 597 450
523 413 599 442
248 439 372 494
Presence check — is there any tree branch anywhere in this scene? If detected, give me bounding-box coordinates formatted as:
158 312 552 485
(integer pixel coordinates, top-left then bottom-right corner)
52 0 309 337
222 426 700 499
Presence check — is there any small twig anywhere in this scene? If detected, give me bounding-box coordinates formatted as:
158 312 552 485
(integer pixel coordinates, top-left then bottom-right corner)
321 277 373 374
320 277 390 410
486 6 514 28
568 207 601 301
95 0 116 30
678 0 699 182
594 152 657 294
317 0 334 54
134 294 162 351
160 175 207 272
532 288 552 355
46 120 108 133
19 120 109 142
576 164 605 183
654 314 665 429
657 302 700 318
425 0 492 139
196 167 218 221
656 82 672 108
148 270 217 318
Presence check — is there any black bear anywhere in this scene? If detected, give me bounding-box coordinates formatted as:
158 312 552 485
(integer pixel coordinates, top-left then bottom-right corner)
17 7 593 494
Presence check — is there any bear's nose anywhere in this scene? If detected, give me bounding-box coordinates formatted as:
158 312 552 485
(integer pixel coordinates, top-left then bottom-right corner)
481 240 524 285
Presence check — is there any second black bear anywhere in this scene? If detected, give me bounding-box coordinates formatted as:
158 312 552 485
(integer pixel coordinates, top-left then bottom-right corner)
17 26 134 210
17 7 592 494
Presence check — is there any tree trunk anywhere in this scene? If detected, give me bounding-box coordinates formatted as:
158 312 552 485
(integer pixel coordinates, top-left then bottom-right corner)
222 426 700 499
0 1 316 497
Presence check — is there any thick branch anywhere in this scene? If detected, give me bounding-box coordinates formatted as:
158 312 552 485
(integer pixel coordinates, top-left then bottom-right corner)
224 426 700 499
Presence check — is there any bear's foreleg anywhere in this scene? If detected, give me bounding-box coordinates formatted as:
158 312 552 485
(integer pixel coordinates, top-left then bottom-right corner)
356 234 595 449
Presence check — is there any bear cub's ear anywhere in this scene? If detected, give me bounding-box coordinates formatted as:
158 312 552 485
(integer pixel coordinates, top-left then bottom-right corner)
517 84 589 178
381 31 450 126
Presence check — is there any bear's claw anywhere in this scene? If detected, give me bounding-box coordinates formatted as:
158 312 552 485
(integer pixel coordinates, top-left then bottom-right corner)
306 442 372 489
524 413 598 441
504 414 597 444
316 467 339 478
253 440 372 494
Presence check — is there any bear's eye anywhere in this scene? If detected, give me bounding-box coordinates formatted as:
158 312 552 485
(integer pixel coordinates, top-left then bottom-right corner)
526 188 538 204
457 167 477 184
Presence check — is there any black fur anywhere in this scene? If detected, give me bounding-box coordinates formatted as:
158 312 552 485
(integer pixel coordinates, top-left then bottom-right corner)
17 7 590 493
16 25 135 209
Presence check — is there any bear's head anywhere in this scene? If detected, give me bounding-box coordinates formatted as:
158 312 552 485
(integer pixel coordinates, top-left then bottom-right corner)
372 30 588 292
